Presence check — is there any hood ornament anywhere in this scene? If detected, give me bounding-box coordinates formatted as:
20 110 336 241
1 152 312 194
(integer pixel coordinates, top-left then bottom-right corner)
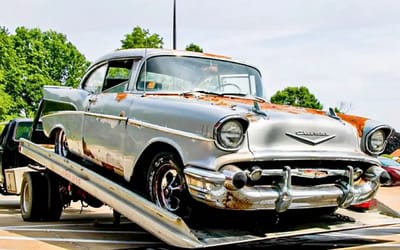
286 131 336 145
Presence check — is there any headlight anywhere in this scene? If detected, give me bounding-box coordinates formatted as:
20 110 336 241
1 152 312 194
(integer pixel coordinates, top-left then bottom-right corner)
367 129 386 154
215 118 247 151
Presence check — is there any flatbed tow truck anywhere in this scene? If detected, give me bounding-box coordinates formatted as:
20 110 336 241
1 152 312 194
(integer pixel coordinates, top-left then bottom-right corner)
0 137 396 249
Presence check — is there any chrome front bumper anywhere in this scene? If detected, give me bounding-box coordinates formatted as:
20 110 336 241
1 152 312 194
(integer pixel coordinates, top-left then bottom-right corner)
184 165 387 212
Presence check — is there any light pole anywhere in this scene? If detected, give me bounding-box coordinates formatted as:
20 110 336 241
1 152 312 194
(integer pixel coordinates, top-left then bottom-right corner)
173 0 176 50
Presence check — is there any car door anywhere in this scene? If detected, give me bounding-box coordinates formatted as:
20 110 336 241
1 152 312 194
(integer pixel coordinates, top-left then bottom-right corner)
81 59 135 175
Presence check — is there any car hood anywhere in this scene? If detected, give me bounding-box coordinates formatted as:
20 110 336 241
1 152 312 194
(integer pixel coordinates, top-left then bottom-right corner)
136 94 365 157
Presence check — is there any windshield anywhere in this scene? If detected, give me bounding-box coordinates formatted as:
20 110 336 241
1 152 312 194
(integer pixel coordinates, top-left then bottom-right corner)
133 56 264 98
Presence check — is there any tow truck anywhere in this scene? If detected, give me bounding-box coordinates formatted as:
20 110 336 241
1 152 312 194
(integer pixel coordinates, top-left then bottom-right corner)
0 105 399 249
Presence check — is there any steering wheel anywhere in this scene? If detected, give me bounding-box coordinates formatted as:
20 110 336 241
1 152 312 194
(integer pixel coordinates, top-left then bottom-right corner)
218 83 242 92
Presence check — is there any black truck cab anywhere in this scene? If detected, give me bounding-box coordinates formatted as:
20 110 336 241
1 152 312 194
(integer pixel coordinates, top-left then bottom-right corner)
0 118 51 194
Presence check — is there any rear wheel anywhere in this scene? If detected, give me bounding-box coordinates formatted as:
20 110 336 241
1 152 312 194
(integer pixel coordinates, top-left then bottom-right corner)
20 171 47 221
43 173 63 221
55 129 69 157
146 151 190 216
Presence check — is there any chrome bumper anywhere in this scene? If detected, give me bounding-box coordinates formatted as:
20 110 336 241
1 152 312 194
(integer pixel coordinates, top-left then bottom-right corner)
184 165 387 212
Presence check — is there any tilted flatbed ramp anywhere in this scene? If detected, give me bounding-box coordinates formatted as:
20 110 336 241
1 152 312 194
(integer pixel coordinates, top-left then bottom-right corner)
19 138 400 249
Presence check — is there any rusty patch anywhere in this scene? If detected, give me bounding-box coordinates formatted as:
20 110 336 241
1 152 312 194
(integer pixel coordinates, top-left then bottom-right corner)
201 52 232 60
337 113 368 137
223 192 253 210
115 93 128 102
82 138 94 158
101 162 115 171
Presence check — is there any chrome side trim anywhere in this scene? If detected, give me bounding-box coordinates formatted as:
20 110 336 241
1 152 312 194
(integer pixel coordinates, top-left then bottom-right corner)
42 111 213 142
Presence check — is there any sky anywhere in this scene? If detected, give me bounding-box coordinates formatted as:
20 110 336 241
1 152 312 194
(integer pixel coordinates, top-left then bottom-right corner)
2 0 400 130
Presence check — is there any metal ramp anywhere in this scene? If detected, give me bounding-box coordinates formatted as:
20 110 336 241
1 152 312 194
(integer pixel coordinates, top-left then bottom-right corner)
18 138 400 249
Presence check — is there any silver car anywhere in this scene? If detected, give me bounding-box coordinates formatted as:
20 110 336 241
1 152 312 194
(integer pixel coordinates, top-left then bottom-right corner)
40 49 393 217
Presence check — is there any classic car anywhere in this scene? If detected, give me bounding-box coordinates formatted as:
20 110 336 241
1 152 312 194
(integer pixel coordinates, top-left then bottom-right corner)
378 156 400 186
39 48 393 218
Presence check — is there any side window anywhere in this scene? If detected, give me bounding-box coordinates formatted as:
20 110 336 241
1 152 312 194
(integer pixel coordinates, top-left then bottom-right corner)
103 59 134 93
83 64 107 94
14 122 32 141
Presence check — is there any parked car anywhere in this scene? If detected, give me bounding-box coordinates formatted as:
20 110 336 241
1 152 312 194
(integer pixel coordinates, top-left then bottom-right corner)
378 156 400 186
38 48 393 219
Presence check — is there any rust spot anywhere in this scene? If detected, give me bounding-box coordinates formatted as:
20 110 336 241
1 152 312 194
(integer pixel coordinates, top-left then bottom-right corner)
201 52 232 60
101 162 115 171
337 113 368 137
223 192 253 209
82 138 94 158
115 93 128 102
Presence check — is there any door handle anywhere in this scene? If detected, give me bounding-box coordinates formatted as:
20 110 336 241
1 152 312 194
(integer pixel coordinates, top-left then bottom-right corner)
89 96 97 103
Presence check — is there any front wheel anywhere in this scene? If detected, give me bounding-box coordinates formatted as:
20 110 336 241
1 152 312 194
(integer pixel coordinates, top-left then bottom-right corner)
146 151 189 216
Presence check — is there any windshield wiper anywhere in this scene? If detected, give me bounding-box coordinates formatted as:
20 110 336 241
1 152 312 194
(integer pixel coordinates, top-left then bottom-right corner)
181 89 223 97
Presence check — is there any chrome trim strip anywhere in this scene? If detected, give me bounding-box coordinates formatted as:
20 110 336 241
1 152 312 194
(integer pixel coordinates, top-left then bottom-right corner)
127 119 213 142
42 111 213 142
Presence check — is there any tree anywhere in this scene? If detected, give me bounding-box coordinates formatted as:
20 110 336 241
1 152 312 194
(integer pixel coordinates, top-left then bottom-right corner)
0 27 90 117
270 86 323 110
0 85 14 121
185 43 203 52
120 26 163 49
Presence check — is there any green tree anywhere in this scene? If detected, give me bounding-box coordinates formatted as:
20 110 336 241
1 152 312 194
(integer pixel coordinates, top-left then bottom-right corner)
120 26 163 49
0 85 14 121
185 43 203 52
270 86 323 110
0 27 90 117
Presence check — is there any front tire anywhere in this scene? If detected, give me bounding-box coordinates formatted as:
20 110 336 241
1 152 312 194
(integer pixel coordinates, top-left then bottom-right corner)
146 151 189 216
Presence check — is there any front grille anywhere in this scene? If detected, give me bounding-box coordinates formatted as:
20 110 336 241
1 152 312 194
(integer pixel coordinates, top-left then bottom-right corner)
235 160 373 187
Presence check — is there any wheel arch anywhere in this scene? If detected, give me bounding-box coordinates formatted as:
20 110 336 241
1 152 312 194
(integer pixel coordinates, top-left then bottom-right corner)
130 141 184 193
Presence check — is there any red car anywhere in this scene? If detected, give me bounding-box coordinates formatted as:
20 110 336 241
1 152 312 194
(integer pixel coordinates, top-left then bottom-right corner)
378 156 400 186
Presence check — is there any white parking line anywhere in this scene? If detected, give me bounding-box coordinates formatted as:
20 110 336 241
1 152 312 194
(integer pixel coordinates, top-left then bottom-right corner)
0 227 147 234
0 236 161 245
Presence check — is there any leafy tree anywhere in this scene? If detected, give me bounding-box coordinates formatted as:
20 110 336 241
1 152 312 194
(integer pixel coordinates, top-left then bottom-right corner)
0 85 14 121
185 43 203 52
0 27 90 117
120 26 163 49
270 86 323 110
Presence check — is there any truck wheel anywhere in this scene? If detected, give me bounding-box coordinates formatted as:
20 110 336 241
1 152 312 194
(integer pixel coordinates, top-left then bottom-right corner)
43 174 63 221
20 171 47 221
54 129 69 158
147 151 189 216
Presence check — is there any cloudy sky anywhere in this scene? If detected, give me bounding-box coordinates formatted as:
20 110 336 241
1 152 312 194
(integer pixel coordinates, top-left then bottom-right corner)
2 0 400 130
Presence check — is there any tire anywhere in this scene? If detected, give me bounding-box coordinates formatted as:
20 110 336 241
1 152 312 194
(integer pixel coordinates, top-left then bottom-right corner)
43 173 63 221
20 171 48 221
146 151 189 216
54 129 69 158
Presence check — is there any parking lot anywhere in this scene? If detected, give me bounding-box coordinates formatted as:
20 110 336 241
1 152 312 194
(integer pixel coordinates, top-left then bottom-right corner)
0 187 400 250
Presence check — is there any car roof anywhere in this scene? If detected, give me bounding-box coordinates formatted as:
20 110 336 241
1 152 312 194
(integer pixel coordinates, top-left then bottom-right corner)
87 48 261 73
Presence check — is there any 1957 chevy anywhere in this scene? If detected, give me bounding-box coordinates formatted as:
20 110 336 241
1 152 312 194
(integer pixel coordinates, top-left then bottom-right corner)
39 48 393 218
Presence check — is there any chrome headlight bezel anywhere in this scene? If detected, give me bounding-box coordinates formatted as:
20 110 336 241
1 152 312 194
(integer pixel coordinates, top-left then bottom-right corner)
364 126 392 155
214 116 249 151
